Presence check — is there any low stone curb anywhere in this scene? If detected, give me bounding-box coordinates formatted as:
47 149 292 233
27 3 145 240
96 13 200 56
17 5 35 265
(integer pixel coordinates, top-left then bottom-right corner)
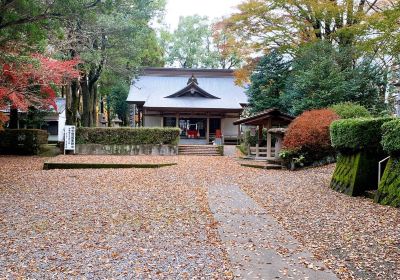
43 162 177 170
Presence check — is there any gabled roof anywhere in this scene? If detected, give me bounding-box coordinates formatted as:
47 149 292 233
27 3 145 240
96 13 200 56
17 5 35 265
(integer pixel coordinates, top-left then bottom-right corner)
126 68 248 110
233 108 295 125
165 81 220 99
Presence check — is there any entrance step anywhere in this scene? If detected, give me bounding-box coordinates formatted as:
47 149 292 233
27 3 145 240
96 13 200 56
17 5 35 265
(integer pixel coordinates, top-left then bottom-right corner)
178 145 222 156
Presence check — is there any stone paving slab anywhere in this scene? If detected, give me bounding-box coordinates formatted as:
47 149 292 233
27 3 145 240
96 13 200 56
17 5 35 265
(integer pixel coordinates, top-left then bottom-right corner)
208 185 338 280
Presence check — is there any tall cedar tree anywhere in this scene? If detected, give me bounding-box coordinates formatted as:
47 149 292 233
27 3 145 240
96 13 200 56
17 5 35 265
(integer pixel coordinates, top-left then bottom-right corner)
246 52 289 114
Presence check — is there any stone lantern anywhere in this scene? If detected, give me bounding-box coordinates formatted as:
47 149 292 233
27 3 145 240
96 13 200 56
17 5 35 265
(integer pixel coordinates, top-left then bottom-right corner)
111 115 123 127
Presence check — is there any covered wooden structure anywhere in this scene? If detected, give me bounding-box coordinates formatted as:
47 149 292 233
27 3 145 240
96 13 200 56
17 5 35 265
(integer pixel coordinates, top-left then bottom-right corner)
126 68 248 144
233 108 295 158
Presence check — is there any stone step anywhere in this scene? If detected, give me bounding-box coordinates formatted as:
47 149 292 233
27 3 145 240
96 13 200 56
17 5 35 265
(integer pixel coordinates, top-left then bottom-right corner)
266 158 283 165
178 145 221 156
179 153 221 156
240 163 282 170
178 149 220 152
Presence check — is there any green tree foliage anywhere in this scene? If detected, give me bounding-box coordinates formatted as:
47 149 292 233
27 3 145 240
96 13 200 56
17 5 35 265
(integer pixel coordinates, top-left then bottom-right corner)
247 42 387 116
246 51 289 113
0 0 165 128
330 102 372 119
109 83 130 126
162 15 241 69
163 15 216 68
49 0 165 127
283 42 387 115
223 0 393 61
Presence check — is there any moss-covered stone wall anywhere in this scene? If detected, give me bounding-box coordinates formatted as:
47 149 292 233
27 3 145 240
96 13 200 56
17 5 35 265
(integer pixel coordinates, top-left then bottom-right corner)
375 157 400 207
331 151 381 196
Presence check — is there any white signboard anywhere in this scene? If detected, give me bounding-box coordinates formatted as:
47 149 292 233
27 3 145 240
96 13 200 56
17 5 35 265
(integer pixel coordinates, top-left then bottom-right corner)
64 125 76 154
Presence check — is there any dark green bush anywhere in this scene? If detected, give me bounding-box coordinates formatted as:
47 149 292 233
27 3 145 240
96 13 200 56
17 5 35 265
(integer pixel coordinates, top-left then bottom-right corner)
330 102 372 119
381 119 400 155
242 128 267 147
0 129 48 155
76 127 180 145
330 117 393 152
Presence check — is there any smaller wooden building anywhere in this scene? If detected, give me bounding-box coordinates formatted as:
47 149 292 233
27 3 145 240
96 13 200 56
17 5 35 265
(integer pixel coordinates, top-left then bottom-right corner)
234 108 294 158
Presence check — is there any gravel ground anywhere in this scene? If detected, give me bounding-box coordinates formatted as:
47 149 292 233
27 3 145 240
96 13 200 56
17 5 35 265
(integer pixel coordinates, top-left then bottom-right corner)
239 165 400 280
0 155 399 279
0 156 230 279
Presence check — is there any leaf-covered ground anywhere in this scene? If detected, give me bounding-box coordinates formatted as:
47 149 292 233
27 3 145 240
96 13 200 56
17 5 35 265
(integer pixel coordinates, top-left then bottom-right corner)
0 155 399 279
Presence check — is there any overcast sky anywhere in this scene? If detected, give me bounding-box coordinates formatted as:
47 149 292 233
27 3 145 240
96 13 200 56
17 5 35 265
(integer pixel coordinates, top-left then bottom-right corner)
164 0 242 30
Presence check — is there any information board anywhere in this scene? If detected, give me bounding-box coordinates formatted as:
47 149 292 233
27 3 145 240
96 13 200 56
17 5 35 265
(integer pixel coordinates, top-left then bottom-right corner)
64 125 76 154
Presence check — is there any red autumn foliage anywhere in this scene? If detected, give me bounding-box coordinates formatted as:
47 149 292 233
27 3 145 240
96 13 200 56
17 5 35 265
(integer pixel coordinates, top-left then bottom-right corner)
0 53 79 112
283 109 340 153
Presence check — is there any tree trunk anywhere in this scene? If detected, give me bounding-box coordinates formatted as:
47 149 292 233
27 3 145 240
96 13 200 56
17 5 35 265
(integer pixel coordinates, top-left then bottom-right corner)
106 95 111 127
80 74 91 127
92 83 98 127
9 108 18 129
66 79 79 125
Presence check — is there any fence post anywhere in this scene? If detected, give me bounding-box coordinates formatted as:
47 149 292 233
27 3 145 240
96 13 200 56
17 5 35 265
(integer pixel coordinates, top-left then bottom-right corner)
256 144 259 157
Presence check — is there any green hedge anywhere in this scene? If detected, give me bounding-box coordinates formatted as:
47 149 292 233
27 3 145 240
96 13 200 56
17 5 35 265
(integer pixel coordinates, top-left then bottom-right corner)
330 102 372 119
381 119 400 155
330 117 393 152
0 129 48 155
76 127 180 145
375 157 400 207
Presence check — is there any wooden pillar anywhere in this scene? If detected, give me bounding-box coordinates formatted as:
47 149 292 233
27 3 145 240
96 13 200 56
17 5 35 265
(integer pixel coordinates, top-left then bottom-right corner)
258 125 263 145
237 124 241 145
138 107 141 127
176 113 179 127
256 143 259 157
206 116 210 144
160 115 164 127
267 119 272 157
132 104 136 127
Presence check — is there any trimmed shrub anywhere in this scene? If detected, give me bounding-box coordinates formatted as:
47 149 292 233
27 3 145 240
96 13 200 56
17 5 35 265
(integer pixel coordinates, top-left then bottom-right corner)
375 157 400 207
330 117 393 152
330 102 372 119
0 129 48 155
381 119 400 155
76 127 180 145
282 109 339 163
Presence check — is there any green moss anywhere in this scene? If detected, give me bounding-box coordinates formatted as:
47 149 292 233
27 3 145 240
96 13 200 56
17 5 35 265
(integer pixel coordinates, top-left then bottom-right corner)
217 145 224 156
375 157 400 207
43 162 177 170
331 151 381 196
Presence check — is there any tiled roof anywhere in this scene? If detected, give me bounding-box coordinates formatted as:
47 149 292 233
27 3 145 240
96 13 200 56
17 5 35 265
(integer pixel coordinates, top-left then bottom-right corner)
126 68 248 110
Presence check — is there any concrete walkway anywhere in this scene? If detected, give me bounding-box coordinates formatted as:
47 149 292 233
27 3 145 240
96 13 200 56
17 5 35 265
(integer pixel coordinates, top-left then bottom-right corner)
208 185 338 280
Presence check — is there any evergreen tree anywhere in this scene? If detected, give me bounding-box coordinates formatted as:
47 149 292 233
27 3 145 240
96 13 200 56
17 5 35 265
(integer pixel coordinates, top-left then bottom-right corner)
247 51 290 113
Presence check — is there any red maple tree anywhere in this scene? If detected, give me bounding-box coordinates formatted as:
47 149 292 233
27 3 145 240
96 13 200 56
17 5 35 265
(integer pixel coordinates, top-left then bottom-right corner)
283 108 340 152
0 53 80 128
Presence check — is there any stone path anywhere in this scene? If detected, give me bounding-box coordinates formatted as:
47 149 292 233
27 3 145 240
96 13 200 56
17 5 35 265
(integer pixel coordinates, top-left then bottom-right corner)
208 185 338 280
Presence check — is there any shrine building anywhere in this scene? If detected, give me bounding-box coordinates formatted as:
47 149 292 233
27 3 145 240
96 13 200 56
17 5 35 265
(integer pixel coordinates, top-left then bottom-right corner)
126 68 248 144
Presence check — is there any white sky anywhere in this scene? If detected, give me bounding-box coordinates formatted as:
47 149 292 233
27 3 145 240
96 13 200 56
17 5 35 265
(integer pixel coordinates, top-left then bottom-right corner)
164 0 243 30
